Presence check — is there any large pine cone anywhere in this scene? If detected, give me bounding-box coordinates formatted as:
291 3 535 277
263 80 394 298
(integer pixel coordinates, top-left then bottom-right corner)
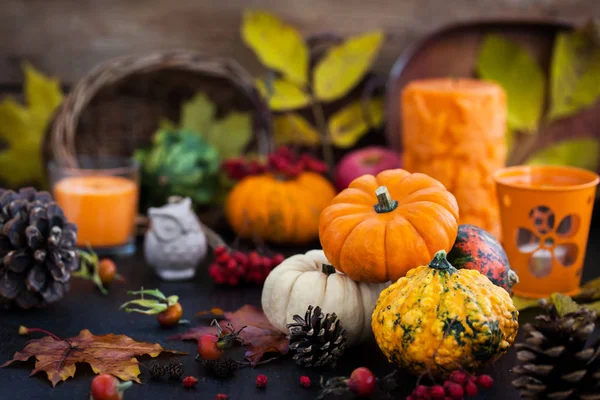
287 305 347 367
512 296 600 399
0 187 78 309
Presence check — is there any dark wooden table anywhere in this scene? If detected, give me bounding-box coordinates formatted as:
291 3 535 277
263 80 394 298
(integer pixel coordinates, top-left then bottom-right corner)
2 210 600 400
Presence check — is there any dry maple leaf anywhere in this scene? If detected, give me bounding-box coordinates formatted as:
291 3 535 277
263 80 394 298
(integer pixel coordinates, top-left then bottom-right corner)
1 329 185 387
169 304 289 366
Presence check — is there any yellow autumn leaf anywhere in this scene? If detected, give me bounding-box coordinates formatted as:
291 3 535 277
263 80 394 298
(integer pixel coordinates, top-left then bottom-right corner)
313 31 384 102
241 10 309 86
328 98 384 148
255 78 311 111
273 113 320 146
0 63 63 188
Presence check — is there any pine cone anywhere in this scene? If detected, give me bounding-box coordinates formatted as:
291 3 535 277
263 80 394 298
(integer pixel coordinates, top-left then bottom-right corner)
512 296 600 399
286 305 347 367
149 362 166 379
201 358 238 378
167 361 184 379
0 188 78 309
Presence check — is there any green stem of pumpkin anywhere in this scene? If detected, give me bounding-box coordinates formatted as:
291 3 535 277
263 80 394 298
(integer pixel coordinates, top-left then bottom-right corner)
428 250 454 271
373 186 398 213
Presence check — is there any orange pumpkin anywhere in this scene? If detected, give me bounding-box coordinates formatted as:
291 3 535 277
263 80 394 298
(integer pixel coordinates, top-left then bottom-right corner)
318 169 459 282
226 172 336 244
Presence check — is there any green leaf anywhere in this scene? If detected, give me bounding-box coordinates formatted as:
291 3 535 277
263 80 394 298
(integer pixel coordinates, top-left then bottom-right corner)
273 113 320 146
511 295 542 311
255 78 311 111
0 63 63 187
550 292 581 317
206 112 252 159
548 22 600 121
313 31 384 102
583 276 600 289
476 34 545 133
180 93 216 135
328 98 384 148
583 300 600 317
526 138 600 171
241 10 309 86
127 289 167 301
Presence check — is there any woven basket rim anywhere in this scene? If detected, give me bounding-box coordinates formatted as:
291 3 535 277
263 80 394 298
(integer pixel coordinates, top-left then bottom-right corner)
45 49 272 168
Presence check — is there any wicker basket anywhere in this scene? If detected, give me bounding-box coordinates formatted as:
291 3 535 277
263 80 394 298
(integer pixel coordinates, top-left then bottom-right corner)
43 49 272 168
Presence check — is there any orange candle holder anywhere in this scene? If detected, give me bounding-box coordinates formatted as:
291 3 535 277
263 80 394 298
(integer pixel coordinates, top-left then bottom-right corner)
494 165 599 298
48 158 140 255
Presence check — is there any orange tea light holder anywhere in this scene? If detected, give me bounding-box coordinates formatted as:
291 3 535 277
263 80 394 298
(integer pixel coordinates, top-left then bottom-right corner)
48 158 140 256
494 165 599 298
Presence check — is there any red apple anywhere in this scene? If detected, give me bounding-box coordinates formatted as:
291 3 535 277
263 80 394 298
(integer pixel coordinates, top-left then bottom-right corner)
335 146 403 190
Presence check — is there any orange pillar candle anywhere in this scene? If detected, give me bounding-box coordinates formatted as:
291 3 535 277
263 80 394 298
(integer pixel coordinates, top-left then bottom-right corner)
53 176 139 247
401 78 507 239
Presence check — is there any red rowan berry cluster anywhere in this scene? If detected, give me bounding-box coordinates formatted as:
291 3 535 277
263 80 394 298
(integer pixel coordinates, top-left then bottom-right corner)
208 245 285 286
222 146 327 181
407 371 494 400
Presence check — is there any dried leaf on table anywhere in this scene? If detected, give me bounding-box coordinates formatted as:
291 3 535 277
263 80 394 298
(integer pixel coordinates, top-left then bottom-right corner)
583 276 600 290
241 10 309 86
328 97 384 148
170 304 288 366
1 329 185 387
274 113 320 146
313 30 384 102
526 138 600 171
0 63 63 188
255 78 311 111
548 21 600 122
511 295 542 311
476 34 545 134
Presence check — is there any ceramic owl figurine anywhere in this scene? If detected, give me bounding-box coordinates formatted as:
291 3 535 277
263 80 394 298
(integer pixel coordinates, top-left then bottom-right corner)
144 197 207 281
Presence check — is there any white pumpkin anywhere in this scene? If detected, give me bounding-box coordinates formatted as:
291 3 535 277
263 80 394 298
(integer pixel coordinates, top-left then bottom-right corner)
261 249 389 346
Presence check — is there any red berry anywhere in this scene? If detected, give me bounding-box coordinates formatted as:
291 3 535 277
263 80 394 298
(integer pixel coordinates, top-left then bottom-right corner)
299 375 311 388
465 381 478 397
215 394 229 400
183 376 198 388
347 367 376 397
98 259 118 285
91 374 131 400
476 375 494 389
414 385 429 398
209 264 220 277
234 252 248 265
406 397 415 400
249 251 261 267
276 146 294 160
449 370 468 385
216 253 230 265
430 385 446 399
247 160 265 176
197 334 223 360
271 253 285 266
213 245 227 256
261 256 272 269
256 374 268 388
445 382 464 399
286 163 303 177
226 259 238 271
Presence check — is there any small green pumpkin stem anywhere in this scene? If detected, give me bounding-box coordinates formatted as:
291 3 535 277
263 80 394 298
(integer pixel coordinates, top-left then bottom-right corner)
428 250 455 271
374 186 398 213
322 264 337 275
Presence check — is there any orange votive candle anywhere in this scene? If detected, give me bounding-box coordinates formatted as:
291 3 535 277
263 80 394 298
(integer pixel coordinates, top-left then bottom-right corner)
53 176 139 247
401 78 507 239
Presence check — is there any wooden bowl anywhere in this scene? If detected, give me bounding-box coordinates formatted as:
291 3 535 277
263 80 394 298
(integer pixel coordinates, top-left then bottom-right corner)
385 18 600 169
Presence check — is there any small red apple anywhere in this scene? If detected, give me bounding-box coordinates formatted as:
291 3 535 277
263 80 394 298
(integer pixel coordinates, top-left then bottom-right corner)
335 146 403 190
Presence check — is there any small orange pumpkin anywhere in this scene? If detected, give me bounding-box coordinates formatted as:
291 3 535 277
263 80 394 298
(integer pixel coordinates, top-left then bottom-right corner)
318 169 459 282
226 172 336 244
